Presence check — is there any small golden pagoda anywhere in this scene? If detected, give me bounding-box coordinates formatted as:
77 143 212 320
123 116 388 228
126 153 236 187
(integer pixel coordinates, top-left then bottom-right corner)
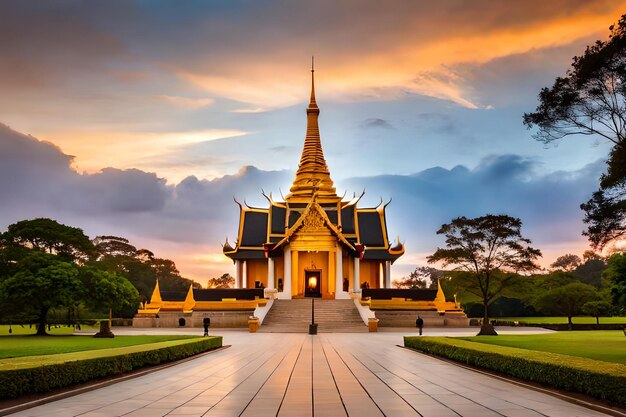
223 62 405 299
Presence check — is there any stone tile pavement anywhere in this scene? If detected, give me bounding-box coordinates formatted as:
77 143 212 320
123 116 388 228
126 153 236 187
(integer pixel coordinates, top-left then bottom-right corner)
8 330 613 417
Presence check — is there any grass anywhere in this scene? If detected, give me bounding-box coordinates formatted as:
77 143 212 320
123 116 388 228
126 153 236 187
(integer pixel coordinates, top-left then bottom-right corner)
497 316 626 324
0 337 218 371
0 324 98 335
458 331 626 365
0 335 201 359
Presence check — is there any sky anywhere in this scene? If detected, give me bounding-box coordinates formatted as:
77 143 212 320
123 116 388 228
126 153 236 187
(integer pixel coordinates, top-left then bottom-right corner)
1 0 625 284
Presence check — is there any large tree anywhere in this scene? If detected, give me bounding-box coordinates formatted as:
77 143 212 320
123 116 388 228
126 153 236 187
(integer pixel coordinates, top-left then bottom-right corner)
207 273 235 289
0 252 82 335
534 282 599 329
79 267 139 337
428 215 541 335
550 254 581 272
3 218 94 262
524 15 626 248
393 266 438 289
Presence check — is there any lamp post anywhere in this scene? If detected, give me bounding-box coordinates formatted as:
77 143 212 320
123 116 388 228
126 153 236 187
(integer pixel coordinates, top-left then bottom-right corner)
308 275 318 335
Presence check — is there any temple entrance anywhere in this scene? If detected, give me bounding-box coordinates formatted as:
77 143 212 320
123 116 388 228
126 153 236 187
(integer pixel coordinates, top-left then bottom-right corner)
304 269 322 298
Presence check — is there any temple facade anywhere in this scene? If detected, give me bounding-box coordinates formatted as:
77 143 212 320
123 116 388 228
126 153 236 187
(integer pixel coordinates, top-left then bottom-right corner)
223 66 405 299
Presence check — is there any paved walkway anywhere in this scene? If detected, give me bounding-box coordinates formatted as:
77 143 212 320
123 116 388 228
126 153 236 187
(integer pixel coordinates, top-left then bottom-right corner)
10 331 609 417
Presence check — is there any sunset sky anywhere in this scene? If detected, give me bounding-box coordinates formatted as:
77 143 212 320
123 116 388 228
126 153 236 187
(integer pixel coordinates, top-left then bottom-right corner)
1 0 625 284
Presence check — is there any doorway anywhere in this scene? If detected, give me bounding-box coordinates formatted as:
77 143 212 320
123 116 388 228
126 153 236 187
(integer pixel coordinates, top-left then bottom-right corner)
304 269 322 298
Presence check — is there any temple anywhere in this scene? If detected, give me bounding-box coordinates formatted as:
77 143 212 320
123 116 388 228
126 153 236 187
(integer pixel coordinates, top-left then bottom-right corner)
223 62 405 299
134 63 469 329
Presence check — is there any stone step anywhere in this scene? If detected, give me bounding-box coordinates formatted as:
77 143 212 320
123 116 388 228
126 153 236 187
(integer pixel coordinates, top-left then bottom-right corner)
260 299 366 333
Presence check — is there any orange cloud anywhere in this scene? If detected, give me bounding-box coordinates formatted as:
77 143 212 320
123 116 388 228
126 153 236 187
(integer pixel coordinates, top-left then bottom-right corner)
181 5 626 109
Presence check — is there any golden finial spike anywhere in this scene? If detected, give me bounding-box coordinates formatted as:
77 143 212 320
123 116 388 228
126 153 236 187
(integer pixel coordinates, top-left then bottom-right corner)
309 56 317 108
286 60 337 202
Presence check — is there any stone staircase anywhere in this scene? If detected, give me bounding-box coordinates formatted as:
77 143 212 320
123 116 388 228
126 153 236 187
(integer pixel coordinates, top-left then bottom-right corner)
259 299 367 333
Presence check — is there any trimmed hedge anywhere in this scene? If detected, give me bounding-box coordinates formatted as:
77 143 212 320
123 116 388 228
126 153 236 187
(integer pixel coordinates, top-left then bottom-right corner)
404 336 626 406
0 336 222 400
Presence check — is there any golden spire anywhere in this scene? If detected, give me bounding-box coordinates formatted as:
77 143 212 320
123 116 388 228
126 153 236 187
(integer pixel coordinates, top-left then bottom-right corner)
287 58 338 202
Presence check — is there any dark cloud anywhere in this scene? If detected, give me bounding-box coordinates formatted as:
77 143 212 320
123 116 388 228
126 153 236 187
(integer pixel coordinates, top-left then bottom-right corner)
0 125 601 261
341 155 602 251
362 118 394 130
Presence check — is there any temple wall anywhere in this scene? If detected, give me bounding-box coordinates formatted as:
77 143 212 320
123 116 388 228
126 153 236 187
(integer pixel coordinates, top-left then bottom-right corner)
274 254 285 291
133 310 253 328
359 260 381 289
246 259 268 288
342 252 353 291
375 310 470 327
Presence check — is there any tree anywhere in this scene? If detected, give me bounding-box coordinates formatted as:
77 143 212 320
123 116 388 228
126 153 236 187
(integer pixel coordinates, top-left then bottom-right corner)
93 235 137 259
582 300 613 324
393 266 439 289
572 257 607 288
428 215 541 335
79 267 139 337
550 254 581 271
524 15 626 248
3 218 94 262
0 252 81 335
602 252 626 308
534 282 599 329
207 273 235 289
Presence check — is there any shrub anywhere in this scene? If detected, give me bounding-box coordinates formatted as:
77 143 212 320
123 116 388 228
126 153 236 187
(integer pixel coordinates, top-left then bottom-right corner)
0 336 222 400
404 336 626 406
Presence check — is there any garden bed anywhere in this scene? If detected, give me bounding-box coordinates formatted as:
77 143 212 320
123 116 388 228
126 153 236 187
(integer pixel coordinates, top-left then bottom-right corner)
0 336 222 400
404 336 626 406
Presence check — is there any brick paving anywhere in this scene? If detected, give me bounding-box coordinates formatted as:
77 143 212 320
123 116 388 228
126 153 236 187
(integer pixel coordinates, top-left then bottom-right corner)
9 331 610 417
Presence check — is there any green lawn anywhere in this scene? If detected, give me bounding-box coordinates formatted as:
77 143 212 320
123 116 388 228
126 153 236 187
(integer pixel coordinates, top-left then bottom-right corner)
0 335 201 359
498 316 626 324
0 324 100 335
459 331 626 365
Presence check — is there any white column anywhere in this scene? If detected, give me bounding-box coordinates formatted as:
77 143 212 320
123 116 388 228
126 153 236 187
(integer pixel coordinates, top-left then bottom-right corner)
385 261 391 288
267 257 275 289
242 261 247 288
335 247 349 298
353 257 360 291
281 247 292 299
234 260 241 289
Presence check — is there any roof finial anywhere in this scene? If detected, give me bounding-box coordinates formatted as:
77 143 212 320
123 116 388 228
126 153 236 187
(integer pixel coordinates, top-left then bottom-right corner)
309 55 317 108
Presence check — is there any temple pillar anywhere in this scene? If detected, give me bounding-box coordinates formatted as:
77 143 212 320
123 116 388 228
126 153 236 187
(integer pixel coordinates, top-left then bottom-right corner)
385 261 391 288
291 250 298 297
353 257 360 291
242 260 247 288
234 260 241 289
335 247 349 298
267 257 275 289
280 247 292 299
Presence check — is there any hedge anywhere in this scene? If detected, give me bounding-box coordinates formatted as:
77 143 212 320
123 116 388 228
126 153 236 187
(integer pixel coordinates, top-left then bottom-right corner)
0 336 222 400
404 336 626 406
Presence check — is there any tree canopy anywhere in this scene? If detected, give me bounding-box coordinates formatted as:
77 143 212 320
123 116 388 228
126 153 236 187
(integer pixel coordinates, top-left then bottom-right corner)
524 15 626 248
3 218 94 262
550 253 581 271
428 215 541 335
603 252 626 309
207 273 235 289
393 266 439 289
534 282 599 329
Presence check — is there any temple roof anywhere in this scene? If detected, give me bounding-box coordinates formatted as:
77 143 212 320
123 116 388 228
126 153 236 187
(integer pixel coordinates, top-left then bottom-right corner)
286 59 338 203
223 65 405 263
